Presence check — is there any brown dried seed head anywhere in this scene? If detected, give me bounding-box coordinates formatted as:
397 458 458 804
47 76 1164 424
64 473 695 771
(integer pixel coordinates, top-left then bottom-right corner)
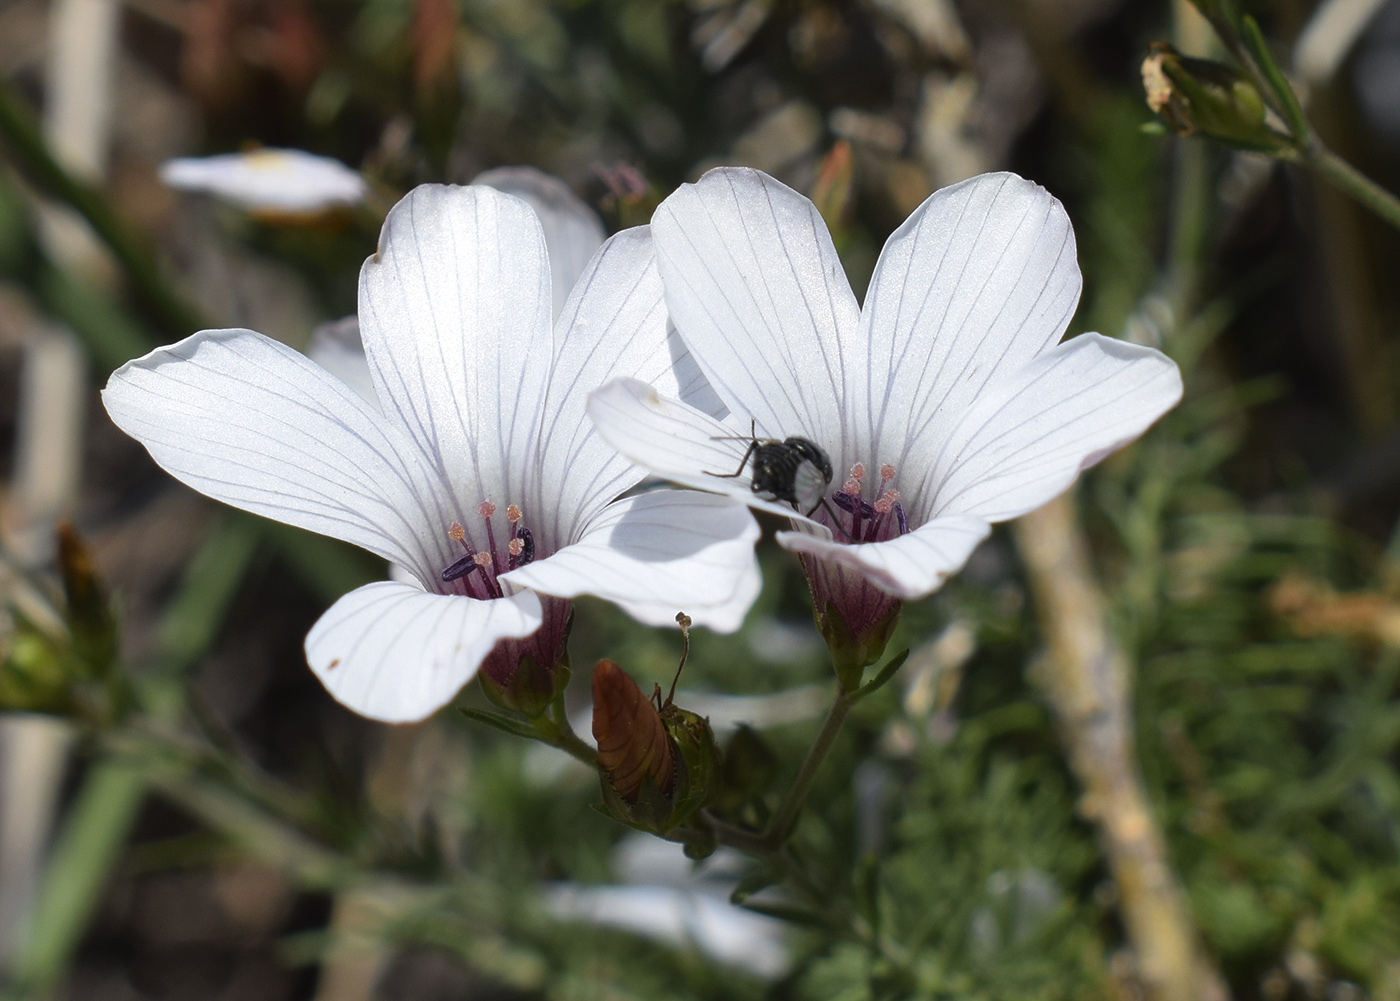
592 660 675 802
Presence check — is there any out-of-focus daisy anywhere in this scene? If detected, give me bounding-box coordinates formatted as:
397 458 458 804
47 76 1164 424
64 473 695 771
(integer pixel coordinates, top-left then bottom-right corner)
104 184 760 723
160 148 367 215
589 167 1182 667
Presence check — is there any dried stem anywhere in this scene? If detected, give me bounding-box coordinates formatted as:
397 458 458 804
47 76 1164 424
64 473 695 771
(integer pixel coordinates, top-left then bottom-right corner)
1014 494 1228 1001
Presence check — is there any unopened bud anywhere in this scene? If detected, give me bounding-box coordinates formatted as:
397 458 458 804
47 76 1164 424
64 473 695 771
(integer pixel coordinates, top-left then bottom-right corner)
590 660 721 838
1142 43 1288 152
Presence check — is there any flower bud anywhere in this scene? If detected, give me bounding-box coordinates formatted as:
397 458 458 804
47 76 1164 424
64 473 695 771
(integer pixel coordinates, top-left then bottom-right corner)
1141 43 1289 153
590 660 722 837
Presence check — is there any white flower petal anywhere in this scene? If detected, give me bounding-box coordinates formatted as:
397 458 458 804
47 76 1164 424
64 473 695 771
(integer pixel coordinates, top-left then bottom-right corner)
776 516 991 600
502 490 761 633
305 581 543 723
306 315 379 412
102 328 445 579
536 227 728 546
857 173 1082 471
359 184 553 523
160 149 366 213
586 377 826 524
472 166 606 321
922 333 1183 522
651 167 858 454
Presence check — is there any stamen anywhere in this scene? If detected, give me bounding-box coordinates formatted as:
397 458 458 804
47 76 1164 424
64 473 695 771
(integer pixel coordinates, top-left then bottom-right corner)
880 463 896 482
874 495 893 516
442 552 477 582
506 504 523 524
850 463 866 481
515 527 535 568
832 491 876 518
474 551 493 568
508 538 524 557
448 522 465 542
480 500 499 561
843 477 862 497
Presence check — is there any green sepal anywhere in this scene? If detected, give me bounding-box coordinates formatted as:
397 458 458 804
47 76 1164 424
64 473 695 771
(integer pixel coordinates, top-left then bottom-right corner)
480 657 570 720
659 704 722 825
817 599 901 692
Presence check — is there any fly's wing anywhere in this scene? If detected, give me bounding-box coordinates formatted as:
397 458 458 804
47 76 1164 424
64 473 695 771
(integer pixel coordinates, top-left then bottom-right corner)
793 460 830 515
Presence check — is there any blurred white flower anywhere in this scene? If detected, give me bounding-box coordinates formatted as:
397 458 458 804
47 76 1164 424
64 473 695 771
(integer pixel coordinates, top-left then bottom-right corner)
588 168 1181 638
545 835 789 978
160 148 367 213
103 184 761 723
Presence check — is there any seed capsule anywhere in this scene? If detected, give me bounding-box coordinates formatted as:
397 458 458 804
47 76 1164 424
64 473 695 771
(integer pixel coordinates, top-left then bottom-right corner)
592 660 675 803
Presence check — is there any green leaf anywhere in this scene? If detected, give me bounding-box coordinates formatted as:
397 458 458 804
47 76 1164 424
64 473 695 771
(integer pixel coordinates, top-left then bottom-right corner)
458 707 549 743
858 649 910 699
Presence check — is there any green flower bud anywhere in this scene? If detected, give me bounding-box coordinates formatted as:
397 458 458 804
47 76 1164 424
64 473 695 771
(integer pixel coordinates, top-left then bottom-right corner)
1142 43 1290 153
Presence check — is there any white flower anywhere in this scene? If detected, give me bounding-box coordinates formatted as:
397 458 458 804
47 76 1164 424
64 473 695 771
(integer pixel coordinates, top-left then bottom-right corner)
587 168 1182 637
160 148 367 214
103 184 761 723
307 166 610 410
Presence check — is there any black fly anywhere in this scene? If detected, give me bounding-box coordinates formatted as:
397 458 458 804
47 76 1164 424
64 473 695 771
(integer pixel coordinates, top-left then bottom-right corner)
707 420 852 539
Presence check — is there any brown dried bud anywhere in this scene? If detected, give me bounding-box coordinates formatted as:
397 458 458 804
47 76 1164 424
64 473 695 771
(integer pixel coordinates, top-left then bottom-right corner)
592 660 675 803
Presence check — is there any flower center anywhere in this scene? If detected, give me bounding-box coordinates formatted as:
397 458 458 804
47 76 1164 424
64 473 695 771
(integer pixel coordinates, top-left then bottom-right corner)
826 462 908 544
441 500 535 599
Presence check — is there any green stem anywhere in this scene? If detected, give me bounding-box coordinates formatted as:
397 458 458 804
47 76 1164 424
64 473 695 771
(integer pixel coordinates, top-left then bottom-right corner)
539 694 598 768
1290 142 1400 234
760 684 857 847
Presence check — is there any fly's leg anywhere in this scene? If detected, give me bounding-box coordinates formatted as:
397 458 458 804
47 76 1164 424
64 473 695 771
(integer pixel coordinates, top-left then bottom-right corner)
704 418 760 479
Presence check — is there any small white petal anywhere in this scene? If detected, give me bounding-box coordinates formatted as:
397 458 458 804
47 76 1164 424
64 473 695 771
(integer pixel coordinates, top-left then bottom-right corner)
472 166 606 321
306 315 379 412
503 490 761 633
921 333 1183 522
777 516 991 600
857 172 1082 470
102 328 445 579
359 184 553 523
160 149 366 212
586 377 826 524
651 166 857 455
306 581 543 723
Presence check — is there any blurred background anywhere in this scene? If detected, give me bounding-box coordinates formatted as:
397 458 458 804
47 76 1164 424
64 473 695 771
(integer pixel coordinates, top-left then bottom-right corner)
2 0 1400 998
